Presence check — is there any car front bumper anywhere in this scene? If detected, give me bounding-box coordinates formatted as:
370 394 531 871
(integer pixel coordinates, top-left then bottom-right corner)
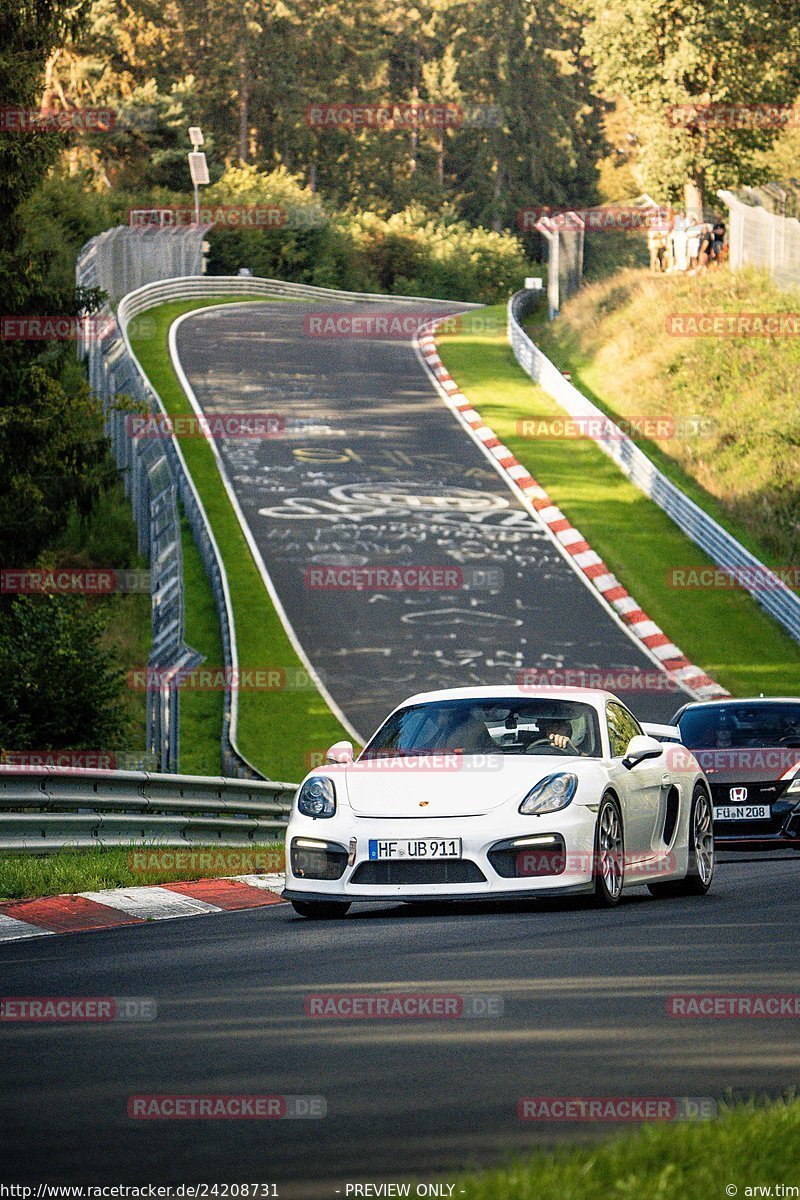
712 793 800 849
284 808 602 902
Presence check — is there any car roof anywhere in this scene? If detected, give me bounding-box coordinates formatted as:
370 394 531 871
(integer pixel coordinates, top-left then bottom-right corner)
397 685 617 709
677 697 800 711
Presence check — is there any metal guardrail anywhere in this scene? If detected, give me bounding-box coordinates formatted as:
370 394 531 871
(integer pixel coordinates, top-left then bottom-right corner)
508 289 800 644
76 232 209 775
0 766 296 853
116 273 479 313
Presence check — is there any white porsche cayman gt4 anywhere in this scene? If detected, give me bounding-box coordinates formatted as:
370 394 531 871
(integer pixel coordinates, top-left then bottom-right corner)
284 686 714 918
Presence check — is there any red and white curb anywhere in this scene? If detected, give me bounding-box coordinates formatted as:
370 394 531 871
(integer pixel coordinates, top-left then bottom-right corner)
0 874 285 943
416 327 728 702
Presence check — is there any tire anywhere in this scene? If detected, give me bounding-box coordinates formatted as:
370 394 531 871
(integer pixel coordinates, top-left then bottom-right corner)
290 899 352 919
591 793 624 907
648 785 714 898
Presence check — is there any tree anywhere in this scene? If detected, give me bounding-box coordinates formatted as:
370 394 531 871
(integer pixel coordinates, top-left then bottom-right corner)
0 597 130 749
583 0 800 211
0 365 113 566
447 0 602 231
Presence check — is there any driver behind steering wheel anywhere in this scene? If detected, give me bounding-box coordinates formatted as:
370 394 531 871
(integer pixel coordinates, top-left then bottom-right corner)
537 717 585 755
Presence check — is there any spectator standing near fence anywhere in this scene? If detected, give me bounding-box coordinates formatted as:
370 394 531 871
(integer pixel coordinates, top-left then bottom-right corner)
685 215 705 270
648 225 668 271
669 210 689 271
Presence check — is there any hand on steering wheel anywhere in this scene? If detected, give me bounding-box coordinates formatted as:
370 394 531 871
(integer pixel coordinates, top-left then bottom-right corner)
548 733 573 751
524 735 573 755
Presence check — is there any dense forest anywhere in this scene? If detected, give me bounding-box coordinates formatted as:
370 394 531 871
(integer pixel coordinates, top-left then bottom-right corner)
23 0 800 220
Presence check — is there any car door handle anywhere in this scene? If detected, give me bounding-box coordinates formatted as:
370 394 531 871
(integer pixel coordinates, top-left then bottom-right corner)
661 773 671 785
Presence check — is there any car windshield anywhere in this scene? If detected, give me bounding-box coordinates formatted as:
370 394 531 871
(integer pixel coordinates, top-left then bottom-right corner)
361 698 602 758
678 702 800 749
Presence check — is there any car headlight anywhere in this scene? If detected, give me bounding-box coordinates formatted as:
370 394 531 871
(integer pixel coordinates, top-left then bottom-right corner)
519 772 578 815
786 773 800 794
297 776 336 818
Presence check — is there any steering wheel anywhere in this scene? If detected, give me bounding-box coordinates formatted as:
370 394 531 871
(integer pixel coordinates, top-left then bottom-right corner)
523 737 572 756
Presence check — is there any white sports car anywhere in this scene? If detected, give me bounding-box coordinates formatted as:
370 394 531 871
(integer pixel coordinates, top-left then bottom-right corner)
284 686 714 918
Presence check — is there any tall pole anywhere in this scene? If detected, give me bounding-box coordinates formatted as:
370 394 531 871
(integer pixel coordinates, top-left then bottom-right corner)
188 127 207 227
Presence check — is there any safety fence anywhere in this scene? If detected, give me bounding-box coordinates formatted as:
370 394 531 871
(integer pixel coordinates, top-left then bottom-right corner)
76 231 211 775
0 766 296 853
718 188 800 292
76 224 209 307
534 213 585 320
508 289 800 644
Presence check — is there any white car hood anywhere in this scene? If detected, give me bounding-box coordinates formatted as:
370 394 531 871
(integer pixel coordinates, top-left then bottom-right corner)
340 755 578 818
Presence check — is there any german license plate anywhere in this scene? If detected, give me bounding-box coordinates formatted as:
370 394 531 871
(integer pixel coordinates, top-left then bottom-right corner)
368 838 462 860
714 805 769 821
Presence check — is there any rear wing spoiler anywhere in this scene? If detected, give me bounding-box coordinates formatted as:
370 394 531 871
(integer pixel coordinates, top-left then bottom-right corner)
641 722 682 743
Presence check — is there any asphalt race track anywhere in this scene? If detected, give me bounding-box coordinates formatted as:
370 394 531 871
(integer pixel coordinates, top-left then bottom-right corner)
174 300 687 737
1 858 798 1194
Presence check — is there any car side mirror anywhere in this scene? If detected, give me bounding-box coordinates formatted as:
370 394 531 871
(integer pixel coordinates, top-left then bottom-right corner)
325 740 354 765
622 734 664 770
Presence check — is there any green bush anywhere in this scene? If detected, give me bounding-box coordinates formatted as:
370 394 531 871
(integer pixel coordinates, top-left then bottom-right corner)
202 166 533 302
22 163 535 305
0 596 131 750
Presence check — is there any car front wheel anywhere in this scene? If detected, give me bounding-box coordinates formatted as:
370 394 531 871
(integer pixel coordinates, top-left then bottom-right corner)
592 793 624 906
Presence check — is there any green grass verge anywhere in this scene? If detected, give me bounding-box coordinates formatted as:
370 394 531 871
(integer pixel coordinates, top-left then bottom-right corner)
0 843 284 902
457 1098 799 1199
130 296 351 780
178 509 225 776
437 305 800 697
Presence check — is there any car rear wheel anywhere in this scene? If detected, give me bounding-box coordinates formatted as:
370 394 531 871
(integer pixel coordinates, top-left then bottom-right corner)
648 785 714 898
290 900 352 919
591 793 624 906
